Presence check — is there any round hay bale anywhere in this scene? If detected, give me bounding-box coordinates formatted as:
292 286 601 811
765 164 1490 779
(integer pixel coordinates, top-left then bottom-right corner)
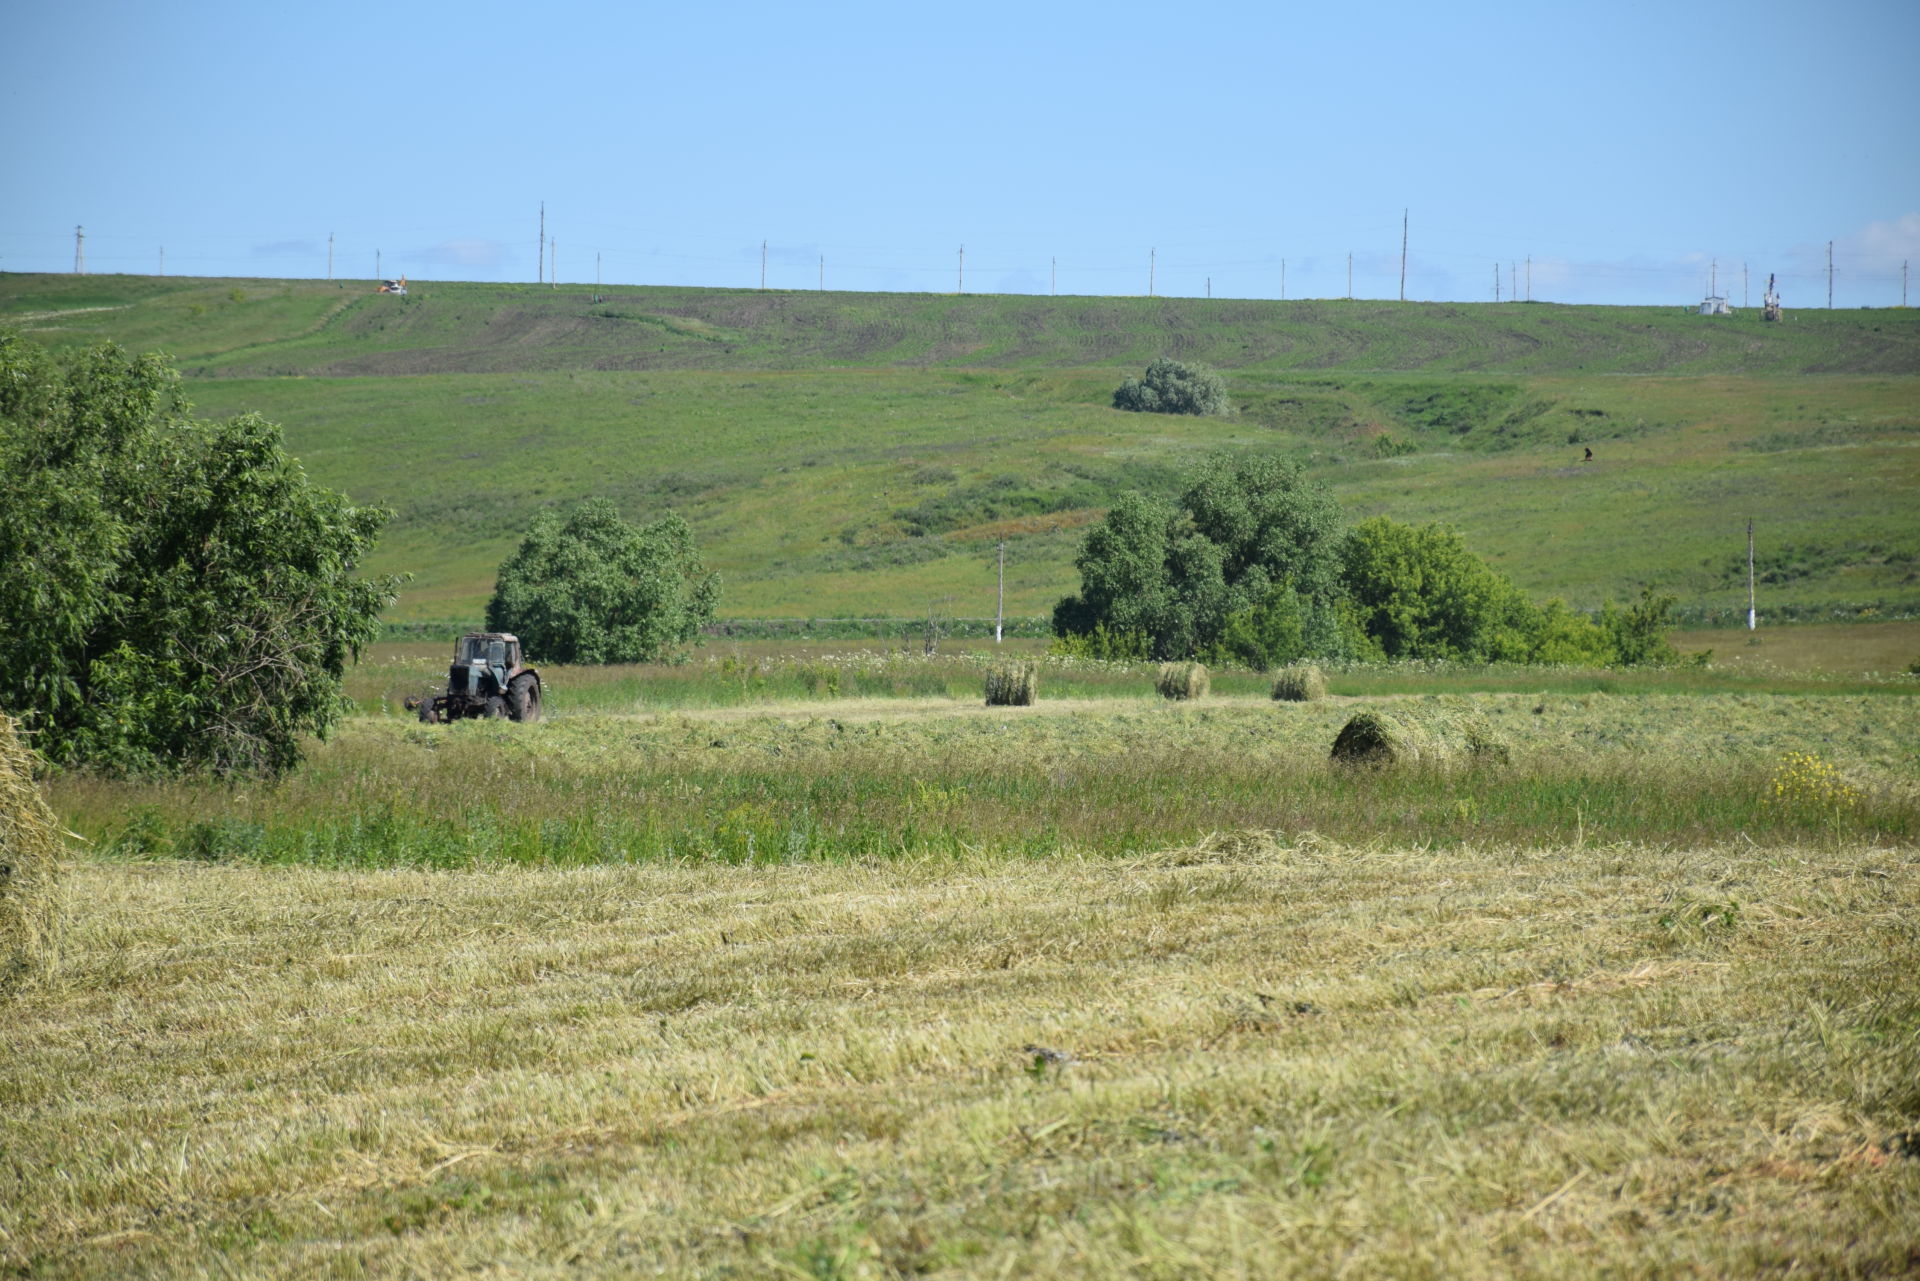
0 714 65 994
984 661 1038 707
1156 661 1210 701
1271 664 1327 702
1330 707 1509 767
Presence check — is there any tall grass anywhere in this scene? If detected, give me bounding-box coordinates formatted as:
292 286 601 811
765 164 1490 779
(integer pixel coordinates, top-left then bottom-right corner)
49 695 1919 870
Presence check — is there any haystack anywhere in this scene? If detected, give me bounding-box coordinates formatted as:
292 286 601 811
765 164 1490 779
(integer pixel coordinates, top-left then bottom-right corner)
1156 661 1210 701
0 713 64 994
1271 664 1327 702
984 661 1038 707
1330 707 1510 767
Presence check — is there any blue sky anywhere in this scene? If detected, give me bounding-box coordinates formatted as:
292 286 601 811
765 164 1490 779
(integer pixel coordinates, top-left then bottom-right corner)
4 0 1916 306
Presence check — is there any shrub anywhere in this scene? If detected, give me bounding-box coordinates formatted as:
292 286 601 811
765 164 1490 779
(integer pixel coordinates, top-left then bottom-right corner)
1271 665 1327 702
1341 517 1537 663
1113 358 1230 416
984 662 1038 707
1600 587 1681 667
487 499 720 664
1048 623 1149 661
1156 662 1209 700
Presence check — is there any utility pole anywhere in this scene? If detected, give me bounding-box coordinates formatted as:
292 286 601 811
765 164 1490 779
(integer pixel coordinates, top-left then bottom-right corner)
1827 241 1834 308
538 202 545 285
1149 248 1156 297
1710 259 1717 300
1747 518 1756 631
328 231 334 281
1511 262 1517 300
1743 261 1749 309
377 248 382 280
958 245 965 293
1399 207 1408 301
1207 276 1211 299
73 225 84 274
1905 260 1910 308
1526 255 1532 302
597 251 602 288
761 240 767 290
158 246 164 276
995 540 1005 644
1494 263 1501 302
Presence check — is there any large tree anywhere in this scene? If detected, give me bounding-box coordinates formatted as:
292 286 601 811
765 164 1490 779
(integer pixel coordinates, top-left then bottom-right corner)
1053 455 1346 662
485 499 720 664
0 333 398 775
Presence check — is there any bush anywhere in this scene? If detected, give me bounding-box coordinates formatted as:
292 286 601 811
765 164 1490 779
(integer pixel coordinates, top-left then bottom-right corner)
1600 587 1681 667
0 334 398 776
1113 358 1230 416
1271 665 1327 702
1340 517 1539 663
984 662 1038 706
486 499 719 664
1156 662 1209 700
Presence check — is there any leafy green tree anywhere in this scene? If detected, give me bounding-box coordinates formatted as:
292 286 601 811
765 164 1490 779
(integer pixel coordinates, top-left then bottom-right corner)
0 333 398 775
1600 588 1681 666
1112 357 1230 416
486 499 719 664
1053 455 1347 662
1340 517 1539 663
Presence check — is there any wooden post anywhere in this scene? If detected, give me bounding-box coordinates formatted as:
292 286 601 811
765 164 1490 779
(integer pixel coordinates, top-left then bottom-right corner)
1748 519 1756 631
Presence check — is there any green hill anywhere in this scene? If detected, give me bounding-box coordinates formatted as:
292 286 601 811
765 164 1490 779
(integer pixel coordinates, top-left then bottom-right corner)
5 273 1917 629
7 274 1919 377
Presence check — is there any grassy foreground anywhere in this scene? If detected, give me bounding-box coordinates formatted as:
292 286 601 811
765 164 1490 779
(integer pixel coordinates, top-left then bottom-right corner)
5 839 1917 1278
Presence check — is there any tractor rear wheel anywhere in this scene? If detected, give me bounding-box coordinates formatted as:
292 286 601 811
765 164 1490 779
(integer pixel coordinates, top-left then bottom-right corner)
417 699 440 724
484 695 508 719
508 674 542 723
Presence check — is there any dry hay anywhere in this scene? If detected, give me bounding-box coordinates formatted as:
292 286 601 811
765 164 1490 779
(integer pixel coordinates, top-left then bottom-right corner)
0 713 65 993
1271 664 1328 702
1330 706 1511 767
1155 661 1210 701
984 661 1038 706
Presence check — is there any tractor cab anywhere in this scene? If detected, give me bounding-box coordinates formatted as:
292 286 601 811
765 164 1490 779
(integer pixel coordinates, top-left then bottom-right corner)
452 633 517 696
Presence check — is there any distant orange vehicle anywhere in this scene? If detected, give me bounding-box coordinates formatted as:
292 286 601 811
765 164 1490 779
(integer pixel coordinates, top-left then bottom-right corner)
377 275 408 295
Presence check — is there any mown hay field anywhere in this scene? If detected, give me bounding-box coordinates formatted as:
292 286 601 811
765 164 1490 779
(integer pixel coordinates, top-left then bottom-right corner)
5 837 1916 1277
10 668 1920 1277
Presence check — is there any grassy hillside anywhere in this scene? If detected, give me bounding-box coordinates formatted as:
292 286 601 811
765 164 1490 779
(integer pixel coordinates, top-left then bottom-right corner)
5 273 1916 626
7 273 1919 376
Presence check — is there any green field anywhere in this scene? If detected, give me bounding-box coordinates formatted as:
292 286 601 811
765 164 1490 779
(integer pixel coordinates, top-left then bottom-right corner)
4 274 1916 627
6 275 1919 1277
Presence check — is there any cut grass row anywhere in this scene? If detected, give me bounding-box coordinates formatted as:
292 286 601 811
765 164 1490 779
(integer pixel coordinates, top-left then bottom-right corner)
6 839 1915 1277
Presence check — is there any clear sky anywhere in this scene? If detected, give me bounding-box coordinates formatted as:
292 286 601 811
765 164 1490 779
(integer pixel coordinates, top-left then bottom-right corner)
4 0 1916 307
